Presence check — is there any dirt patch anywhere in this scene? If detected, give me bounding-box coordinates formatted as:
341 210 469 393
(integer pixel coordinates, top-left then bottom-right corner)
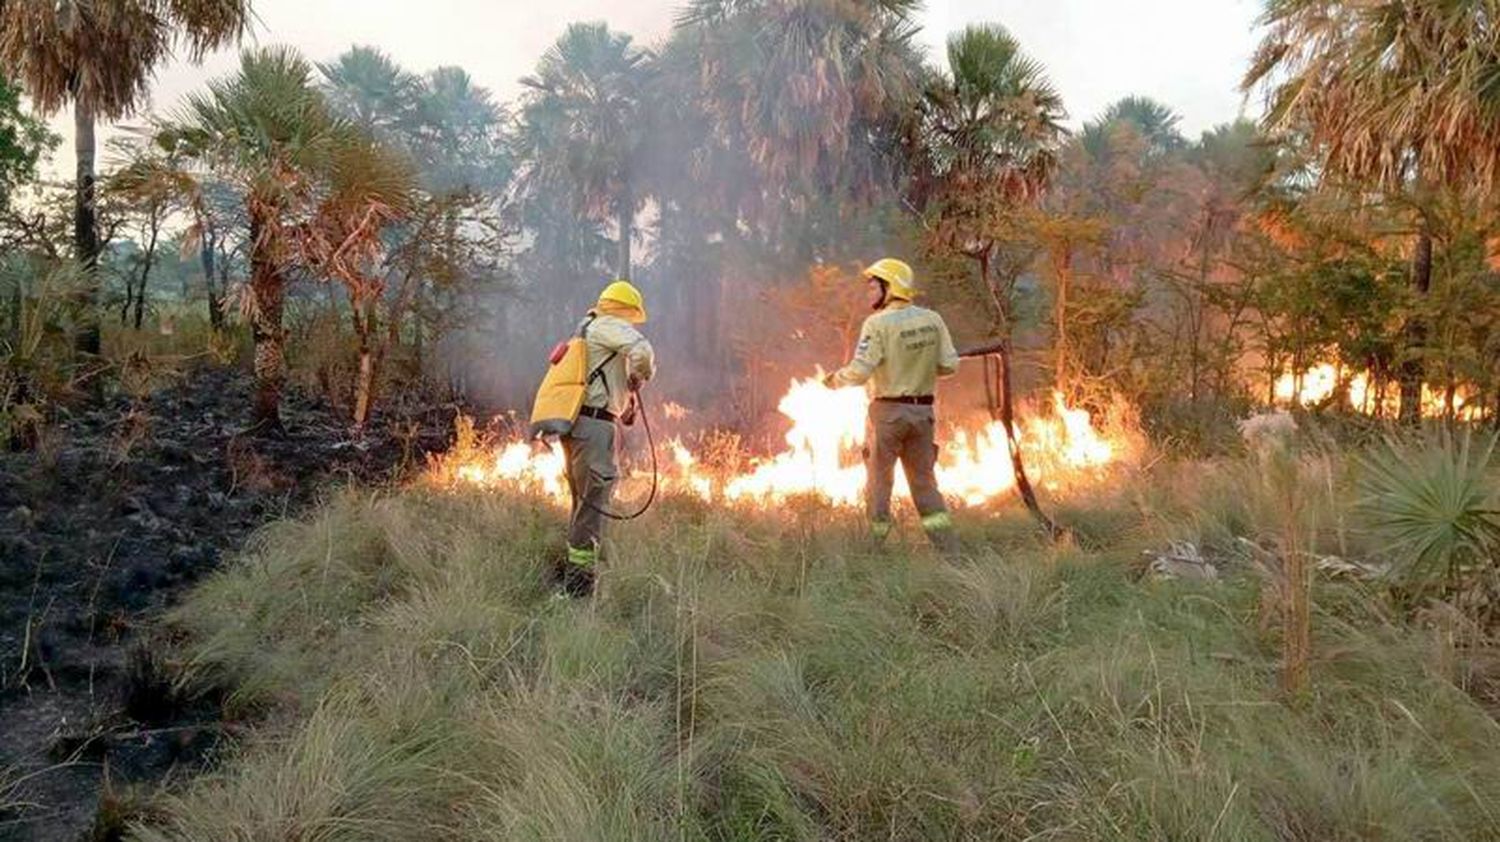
0 367 456 841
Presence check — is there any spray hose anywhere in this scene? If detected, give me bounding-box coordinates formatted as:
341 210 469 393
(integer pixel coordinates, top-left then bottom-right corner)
586 387 659 522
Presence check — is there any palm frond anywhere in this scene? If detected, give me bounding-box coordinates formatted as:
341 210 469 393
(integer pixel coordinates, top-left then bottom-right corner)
1247 0 1500 195
0 0 248 116
1357 431 1500 589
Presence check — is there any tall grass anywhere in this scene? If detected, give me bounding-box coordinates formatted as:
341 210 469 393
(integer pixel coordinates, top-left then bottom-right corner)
100 302 247 362
2 262 85 447
133 479 1500 840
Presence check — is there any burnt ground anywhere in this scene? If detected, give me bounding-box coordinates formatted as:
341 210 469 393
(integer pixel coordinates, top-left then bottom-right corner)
0 368 458 841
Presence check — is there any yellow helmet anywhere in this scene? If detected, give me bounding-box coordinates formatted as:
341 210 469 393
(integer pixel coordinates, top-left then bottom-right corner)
863 258 917 301
597 279 647 323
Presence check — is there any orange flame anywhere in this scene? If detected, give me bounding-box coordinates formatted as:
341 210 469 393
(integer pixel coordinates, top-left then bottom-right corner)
1273 362 1488 420
433 373 1136 508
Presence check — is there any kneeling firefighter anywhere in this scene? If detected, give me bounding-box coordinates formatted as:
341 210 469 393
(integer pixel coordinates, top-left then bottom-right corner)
825 259 960 551
529 280 656 596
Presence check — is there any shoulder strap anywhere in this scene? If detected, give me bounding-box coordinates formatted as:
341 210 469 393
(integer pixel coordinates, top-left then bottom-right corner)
580 315 619 391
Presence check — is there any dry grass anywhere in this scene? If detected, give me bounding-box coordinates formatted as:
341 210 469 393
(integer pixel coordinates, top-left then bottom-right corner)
131 463 1500 840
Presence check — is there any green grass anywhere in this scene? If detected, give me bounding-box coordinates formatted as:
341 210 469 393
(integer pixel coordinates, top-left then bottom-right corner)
132 476 1500 841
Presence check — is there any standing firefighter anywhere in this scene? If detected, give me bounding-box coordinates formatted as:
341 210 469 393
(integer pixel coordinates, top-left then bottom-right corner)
826 259 960 551
530 280 656 597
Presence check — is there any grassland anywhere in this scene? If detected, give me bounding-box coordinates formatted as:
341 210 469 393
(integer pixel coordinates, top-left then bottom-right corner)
129 449 1500 841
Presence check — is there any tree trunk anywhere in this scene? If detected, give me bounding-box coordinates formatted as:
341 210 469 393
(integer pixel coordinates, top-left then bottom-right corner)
617 181 633 281
217 245 233 326
381 270 423 406
352 307 372 430
248 206 285 432
119 276 134 326
1052 246 1070 395
73 97 101 356
410 288 423 370
1399 222 1433 424
133 217 160 331
351 294 381 430
132 279 145 331
965 245 1062 541
1190 242 1212 403
353 349 374 429
201 230 223 331
992 350 1064 541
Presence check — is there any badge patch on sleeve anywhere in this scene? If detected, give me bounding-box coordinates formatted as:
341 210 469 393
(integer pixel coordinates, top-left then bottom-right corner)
857 336 871 354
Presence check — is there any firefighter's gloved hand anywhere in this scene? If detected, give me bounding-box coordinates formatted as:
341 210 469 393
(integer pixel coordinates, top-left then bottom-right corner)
628 374 644 393
822 372 837 389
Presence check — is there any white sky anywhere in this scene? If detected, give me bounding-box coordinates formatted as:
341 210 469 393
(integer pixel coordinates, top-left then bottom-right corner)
919 0 1263 136
39 0 1264 176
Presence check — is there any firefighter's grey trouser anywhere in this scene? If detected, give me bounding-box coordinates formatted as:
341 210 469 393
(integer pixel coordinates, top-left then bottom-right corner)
562 414 617 567
866 400 955 543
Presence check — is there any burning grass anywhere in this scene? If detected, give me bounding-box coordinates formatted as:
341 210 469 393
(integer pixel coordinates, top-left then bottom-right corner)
129 461 1500 840
430 374 1144 509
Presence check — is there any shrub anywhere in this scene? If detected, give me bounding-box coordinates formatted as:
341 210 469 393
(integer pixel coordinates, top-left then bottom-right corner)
1357 432 1500 614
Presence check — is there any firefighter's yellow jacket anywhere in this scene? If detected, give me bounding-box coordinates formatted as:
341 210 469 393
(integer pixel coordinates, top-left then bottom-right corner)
582 313 656 416
832 301 959 396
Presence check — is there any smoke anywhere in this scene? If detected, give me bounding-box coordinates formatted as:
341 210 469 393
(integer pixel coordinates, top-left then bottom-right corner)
425 3 1014 444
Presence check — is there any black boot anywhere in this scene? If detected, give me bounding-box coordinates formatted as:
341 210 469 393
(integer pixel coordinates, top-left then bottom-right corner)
561 563 596 598
546 558 568 591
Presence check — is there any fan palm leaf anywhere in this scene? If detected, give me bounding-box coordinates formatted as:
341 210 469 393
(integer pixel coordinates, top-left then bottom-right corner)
1358 431 1500 589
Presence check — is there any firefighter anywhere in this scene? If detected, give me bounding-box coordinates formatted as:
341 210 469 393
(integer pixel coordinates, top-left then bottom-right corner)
825 258 960 551
557 280 656 596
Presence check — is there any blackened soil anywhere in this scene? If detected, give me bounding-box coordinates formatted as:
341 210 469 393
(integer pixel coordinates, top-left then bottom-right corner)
0 368 457 841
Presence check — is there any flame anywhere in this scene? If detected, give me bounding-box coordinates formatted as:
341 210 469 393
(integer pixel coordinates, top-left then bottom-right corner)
453 440 567 497
433 373 1135 510
721 375 871 505
1273 362 1489 420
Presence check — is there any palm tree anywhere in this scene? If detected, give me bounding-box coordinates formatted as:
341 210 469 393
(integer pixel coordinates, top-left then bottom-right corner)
516 22 650 281
1063 98 1197 320
411 67 508 196
302 135 416 429
169 46 350 431
0 0 250 355
318 46 419 138
920 23 1067 538
1093 95 1185 155
922 23 1065 312
923 24 1065 203
1245 0 1500 422
677 0 922 237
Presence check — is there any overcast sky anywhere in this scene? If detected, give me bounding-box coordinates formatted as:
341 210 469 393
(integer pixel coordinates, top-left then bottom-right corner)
41 0 1265 175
